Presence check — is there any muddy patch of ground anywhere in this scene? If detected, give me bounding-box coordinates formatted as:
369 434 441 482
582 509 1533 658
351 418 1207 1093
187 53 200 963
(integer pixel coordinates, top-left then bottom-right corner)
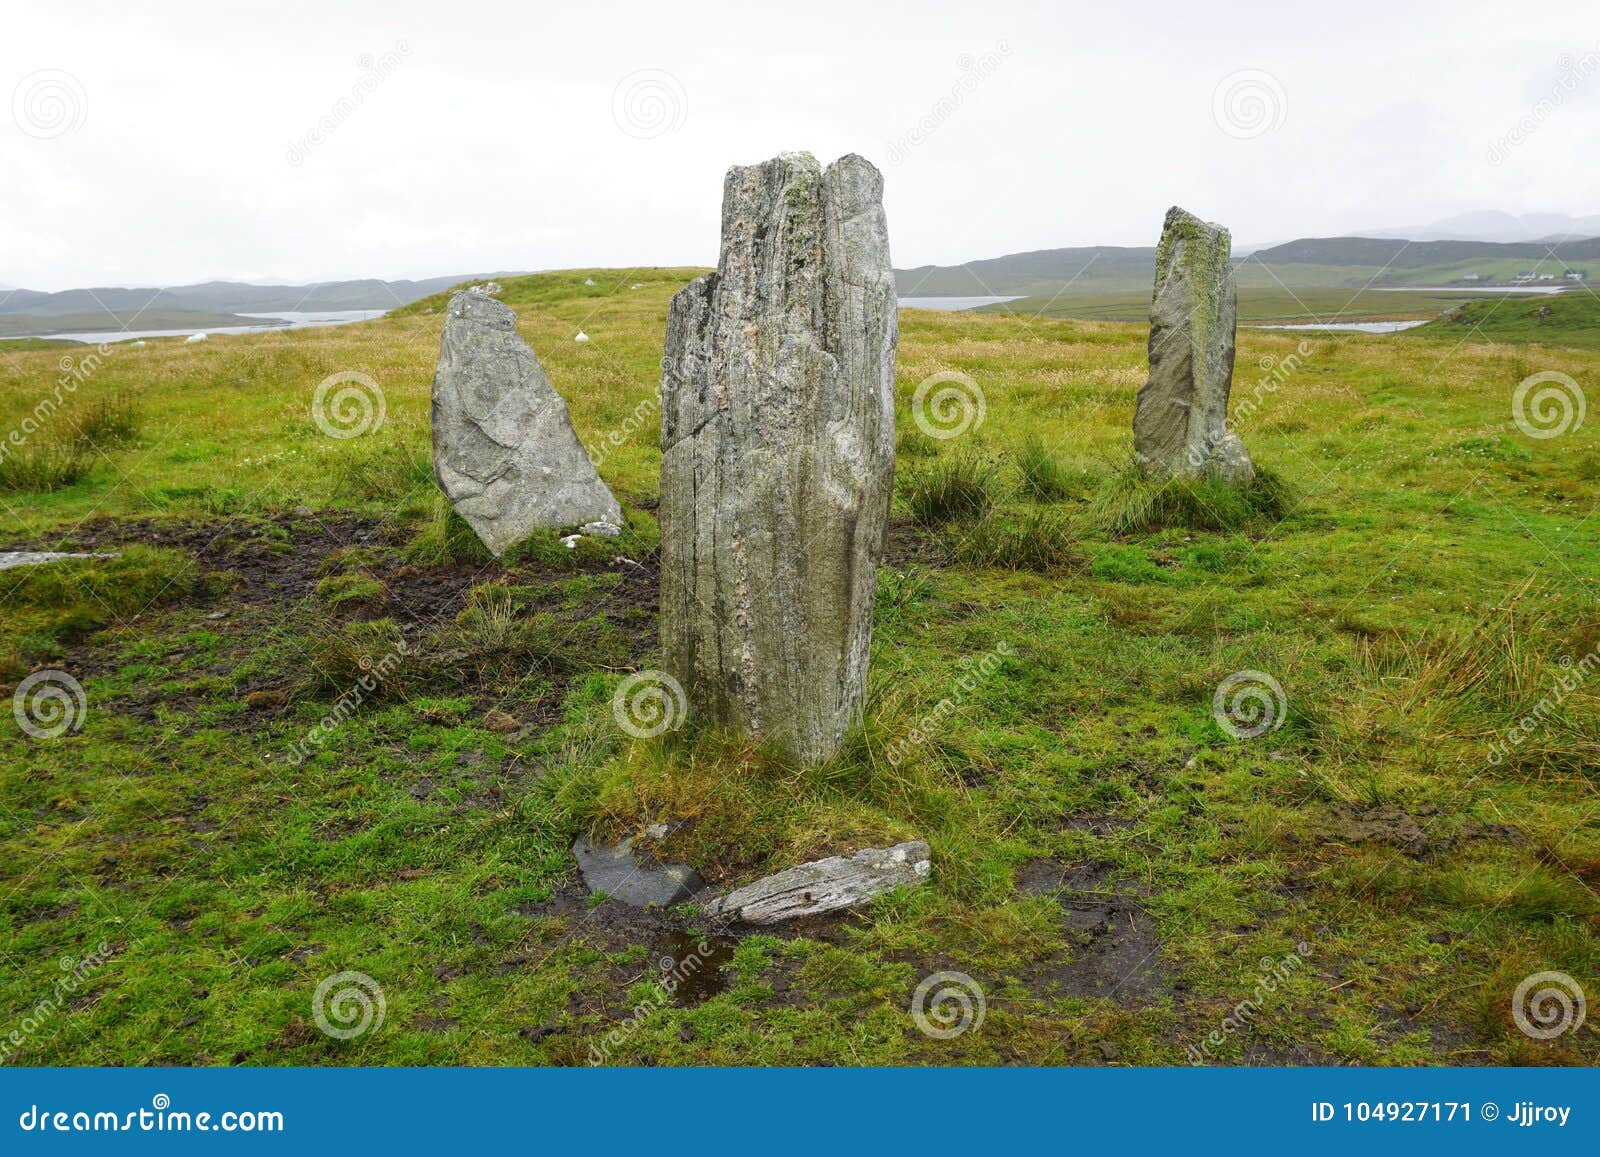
1017 856 1172 1005
1313 804 1524 859
22 512 661 737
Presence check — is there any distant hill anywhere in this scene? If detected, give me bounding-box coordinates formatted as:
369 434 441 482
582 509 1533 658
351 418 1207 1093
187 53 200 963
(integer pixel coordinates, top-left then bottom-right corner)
896 246 1156 296
1247 236 1600 269
0 275 497 322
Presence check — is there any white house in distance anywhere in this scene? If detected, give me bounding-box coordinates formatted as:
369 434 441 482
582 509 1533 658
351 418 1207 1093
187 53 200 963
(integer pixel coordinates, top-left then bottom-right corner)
1564 269 1586 282
1461 272 1481 281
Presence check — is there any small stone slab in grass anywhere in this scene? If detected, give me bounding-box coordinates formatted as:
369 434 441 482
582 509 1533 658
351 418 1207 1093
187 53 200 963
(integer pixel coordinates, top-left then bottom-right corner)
571 834 705 909
702 840 931 924
0 551 118 571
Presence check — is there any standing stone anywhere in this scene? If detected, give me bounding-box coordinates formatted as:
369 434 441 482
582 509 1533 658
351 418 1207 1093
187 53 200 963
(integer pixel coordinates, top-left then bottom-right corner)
432 291 621 556
1133 206 1254 482
659 152 897 765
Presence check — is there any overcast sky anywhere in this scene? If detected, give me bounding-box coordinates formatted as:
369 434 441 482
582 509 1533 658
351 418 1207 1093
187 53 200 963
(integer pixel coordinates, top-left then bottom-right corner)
2 0 1597 290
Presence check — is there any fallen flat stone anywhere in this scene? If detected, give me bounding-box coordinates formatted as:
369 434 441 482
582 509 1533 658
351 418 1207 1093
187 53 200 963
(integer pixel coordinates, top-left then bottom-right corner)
1133 205 1253 483
432 291 621 556
702 840 930 924
0 551 118 571
571 834 705 909
659 152 898 765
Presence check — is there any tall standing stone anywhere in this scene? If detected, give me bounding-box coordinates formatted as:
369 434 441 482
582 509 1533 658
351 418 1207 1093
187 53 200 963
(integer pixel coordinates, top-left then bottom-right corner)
1133 206 1254 482
432 291 621 556
659 152 897 764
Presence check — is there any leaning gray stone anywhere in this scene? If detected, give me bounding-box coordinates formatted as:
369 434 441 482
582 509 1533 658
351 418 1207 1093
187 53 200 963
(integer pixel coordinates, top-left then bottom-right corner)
702 840 930 924
432 292 621 556
659 152 898 765
0 551 117 571
1133 206 1254 483
571 834 705 908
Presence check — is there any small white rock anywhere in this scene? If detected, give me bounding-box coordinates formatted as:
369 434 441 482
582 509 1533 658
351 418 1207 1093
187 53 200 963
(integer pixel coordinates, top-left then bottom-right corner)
560 534 582 549
580 521 622 537
574 331 590 343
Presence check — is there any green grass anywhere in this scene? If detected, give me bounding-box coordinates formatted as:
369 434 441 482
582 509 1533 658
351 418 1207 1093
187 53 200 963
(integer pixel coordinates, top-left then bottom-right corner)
1406 293 1600 350
2 269 1598 1068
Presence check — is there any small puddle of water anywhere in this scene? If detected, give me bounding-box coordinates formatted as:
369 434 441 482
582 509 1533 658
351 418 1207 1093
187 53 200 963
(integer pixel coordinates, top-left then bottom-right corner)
654 930 738 1006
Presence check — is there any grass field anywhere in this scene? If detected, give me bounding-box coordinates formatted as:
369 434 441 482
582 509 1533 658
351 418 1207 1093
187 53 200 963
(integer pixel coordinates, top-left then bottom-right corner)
2 270 1598 1067
1408 294 1600 351
987 285 1592 327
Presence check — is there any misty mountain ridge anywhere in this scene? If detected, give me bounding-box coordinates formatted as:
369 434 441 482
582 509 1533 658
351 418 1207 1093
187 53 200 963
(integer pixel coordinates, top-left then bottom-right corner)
0 275 506 321
1360 210 1600 243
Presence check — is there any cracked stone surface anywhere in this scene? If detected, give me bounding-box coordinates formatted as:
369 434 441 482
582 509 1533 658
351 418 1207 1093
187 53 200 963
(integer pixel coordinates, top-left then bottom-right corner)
431 291 620 556
702 840 931 924
658 152 898 764
1133 206 1254 483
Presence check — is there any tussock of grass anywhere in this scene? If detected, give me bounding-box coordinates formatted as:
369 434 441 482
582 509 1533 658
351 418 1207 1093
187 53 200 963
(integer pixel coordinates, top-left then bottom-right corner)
951 508 1083 571
314 571 388 617
1090 462 1296 533
402 493 495 565
904 454 998 526
0 442 92 492
579 718 977 890
1013 436 1079 502
70 393 143 449
336 443 434 503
